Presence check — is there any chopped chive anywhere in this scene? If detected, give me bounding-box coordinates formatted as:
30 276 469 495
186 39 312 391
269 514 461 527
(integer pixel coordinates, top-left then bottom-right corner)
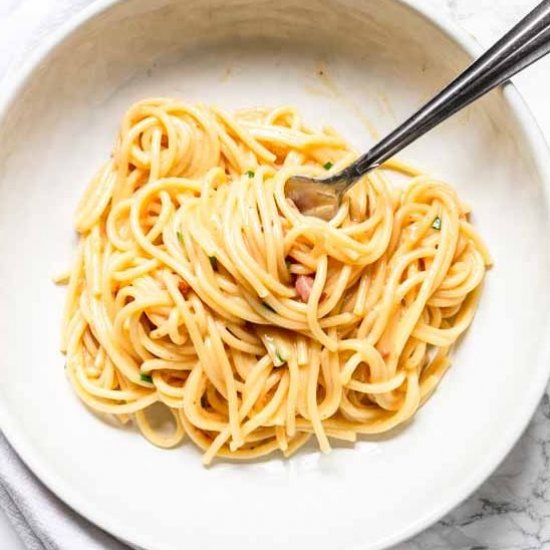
177 231 184 244
262 301 276 313
209 256 218 270
323 161 333 170
140 373 153 383
431 217 442 231
246 170 255 178
274 349 286 366
285 259 292 270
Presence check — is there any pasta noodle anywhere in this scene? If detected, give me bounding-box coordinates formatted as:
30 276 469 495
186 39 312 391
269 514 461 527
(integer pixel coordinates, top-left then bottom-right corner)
60 98 491 465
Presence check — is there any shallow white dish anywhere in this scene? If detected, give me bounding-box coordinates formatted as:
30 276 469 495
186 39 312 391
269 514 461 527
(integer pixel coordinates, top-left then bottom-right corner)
1 0 550 549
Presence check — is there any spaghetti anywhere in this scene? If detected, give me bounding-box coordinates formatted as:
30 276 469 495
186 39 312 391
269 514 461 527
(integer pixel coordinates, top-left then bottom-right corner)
60 98 491 464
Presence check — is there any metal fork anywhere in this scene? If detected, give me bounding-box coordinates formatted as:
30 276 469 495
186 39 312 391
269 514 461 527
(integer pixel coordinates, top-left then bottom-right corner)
286 0 550 220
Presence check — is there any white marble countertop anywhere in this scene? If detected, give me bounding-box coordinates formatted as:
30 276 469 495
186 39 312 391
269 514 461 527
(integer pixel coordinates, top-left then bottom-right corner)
0 0 549 549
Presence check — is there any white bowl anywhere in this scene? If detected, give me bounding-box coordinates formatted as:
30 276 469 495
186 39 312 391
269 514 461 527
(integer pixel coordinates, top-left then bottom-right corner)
1 1 550 549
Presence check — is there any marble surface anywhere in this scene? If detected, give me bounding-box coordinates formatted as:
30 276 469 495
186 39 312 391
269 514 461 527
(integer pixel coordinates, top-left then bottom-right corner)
0 0 549 549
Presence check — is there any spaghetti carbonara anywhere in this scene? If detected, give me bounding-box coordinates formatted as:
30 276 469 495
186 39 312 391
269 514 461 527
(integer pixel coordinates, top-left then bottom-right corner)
59 98 490 464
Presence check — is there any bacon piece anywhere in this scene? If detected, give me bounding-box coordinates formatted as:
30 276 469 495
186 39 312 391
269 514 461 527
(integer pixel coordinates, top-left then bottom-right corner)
178 279 191 295
377 344 391 360
295 275 314 302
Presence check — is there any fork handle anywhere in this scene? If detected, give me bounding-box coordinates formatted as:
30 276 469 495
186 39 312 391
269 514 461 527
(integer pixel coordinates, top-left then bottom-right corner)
343 0 550 181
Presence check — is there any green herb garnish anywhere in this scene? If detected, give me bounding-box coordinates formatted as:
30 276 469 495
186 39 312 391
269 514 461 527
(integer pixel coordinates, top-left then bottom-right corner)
209 256 218 270
140 373 153 383
323 161 334 170
177 231 184 244
262 301 276 313
274 349 286 366
246 170 255 178
431 217 442 231
285 259 292 270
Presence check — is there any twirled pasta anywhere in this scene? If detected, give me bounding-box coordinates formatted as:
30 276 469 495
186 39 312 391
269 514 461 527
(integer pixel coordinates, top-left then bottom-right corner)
60 98 491 464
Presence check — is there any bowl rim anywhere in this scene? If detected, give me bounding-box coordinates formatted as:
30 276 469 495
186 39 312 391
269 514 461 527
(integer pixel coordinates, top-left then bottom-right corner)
0 1 549 549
